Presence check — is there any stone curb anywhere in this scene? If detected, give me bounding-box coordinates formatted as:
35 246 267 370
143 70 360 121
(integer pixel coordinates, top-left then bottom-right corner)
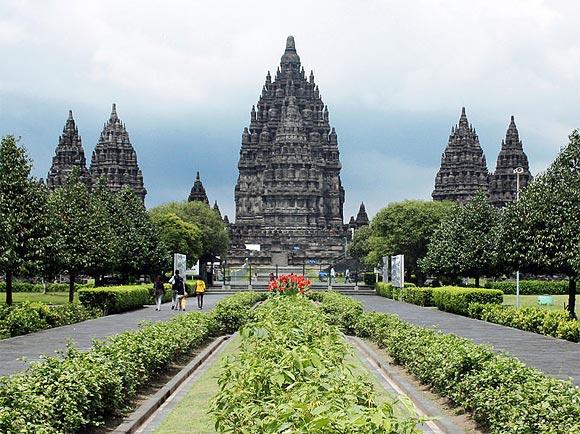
112 334 230 434
348 336 465 434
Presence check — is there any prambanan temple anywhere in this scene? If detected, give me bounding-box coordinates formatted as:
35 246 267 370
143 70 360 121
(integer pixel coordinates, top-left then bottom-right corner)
432 108 532 206
227 36 351 266
47 104 147 200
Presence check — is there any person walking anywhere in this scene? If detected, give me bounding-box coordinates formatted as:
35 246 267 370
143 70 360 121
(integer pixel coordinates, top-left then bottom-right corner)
345 268 350 283
169 270 184 310
195 277 206 309
153 276 165 311
330 267 336 284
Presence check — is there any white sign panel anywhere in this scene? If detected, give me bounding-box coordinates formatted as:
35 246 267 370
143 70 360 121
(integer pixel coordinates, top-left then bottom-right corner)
382 256 390 283
391 254 404 288
173 253 187 280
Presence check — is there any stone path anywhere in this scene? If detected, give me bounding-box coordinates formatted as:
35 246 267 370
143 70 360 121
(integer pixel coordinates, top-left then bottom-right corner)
0 294 229 377
351 295 580 385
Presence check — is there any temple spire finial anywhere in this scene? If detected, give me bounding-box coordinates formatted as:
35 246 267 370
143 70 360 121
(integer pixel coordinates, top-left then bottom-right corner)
110 103 118 121
285 35 296 52
68 110 74 121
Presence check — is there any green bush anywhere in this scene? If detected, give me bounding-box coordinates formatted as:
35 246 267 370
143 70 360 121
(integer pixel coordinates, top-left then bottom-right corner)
210 291 266 334
484 279 568 295
0 281 94 293
0 302 101 339
78 286 150 314
309 291 363 334
402 287 433 306
0 292 261 433
432 286 503 315
468 303 580 342
354 310 580 433
211 296 420 433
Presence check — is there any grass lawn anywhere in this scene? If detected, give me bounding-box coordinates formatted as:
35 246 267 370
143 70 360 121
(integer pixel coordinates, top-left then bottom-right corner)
0 292 78 305
154 335 241 434
503 294 579 311
154 334 414 433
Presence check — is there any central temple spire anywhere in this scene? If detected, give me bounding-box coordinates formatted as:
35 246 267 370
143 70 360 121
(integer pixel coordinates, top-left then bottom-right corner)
280 35 301 70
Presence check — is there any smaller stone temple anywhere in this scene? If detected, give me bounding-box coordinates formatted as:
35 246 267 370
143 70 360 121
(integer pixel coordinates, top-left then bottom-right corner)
89 104 147 200
432 108 533 206
47 110 91 189
432 108 490 203
188 171 209 204
489 116 533 207
347 202 370 234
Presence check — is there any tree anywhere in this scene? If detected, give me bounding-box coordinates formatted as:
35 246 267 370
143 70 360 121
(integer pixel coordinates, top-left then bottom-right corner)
500 131 580 318
48 168 114 302
347 225 373 263
421 191 500 286
108 187 165 281
150 212 203 270
0 136 50 305
149 201 229 259
356 200 455 284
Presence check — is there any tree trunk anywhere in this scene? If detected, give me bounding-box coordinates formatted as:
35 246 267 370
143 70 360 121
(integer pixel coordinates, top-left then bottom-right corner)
5 270 13 306
475 275 480 288
69 272 76 303
568 278 577 320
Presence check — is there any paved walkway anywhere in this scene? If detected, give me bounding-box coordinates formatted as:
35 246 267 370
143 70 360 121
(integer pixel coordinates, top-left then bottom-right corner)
352 295 580 385
0 294 229 377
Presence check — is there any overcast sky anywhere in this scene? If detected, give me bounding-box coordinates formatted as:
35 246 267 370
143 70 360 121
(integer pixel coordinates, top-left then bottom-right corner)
1 0 579 220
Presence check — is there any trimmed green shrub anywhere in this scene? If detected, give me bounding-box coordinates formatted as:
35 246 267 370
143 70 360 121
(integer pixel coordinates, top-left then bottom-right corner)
468 303 580 342
0 282 94 293
78 286 150 314
402 287 433 306
210 291 266 334
484 279 568 295
211 296 420 433
0 302 101 339
354 310 580 433
0 292 260 433
432 286 503 315
309 291 363 334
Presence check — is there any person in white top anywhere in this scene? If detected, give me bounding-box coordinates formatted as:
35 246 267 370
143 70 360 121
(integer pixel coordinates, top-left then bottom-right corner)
330 267 336 283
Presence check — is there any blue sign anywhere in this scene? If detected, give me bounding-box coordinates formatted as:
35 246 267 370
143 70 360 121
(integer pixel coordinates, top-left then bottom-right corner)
293 245 300 251
307 259 317 265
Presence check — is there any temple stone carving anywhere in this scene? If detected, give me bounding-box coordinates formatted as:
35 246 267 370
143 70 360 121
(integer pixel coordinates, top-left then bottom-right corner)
489 116 532 207
228 36 347 266
89 104 146 200
188 171 209 204
433 109 533 206
432 108 490 203
47 110 91 189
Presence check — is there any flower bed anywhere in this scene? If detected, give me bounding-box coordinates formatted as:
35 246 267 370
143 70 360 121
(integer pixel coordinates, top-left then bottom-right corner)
0 302 101 339
210 295 419 432
468 302 579 342
78 285 151 314
432 286 503 315
210 291 266 334
0 292 261 433
267 274 311 295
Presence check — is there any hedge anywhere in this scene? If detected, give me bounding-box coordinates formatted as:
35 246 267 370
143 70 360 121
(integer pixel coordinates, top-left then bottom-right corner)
210 291 266 334
484 279 568 295
0 292 261 433
0 302 101 339
211 295 419 432
432 286 503 315
309 291 363 334
468 303 580 343
0 281 93 293
376 282 432 306
78 286 151 314
354 311 580 433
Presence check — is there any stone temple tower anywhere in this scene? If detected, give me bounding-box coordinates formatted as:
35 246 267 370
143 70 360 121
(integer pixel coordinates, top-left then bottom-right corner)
188 171 209 204
229 36 346 266
89 104 146 200
47 110 91 189
489 116 533 207
432 108 490 203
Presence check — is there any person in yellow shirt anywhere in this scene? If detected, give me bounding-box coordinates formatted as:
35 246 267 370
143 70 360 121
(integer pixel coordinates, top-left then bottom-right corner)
195 277 206 309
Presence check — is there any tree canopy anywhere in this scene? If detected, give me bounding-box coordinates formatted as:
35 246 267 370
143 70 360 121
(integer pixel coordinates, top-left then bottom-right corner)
151 212 203 269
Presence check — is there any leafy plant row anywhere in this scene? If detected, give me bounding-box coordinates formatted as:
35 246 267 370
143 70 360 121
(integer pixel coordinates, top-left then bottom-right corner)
0 302 101 339
0 281 93 293
468 302 579 343
78 285 152 314
483 279 569 295
0 292 263 433
211 295 420 433
316 292 580 433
